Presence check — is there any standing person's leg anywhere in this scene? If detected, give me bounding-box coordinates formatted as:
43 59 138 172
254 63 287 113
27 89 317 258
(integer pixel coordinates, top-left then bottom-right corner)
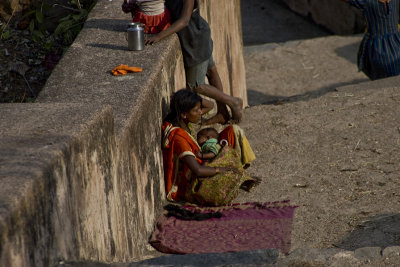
204 63 243 124
185 58 216 122
186 57 243 124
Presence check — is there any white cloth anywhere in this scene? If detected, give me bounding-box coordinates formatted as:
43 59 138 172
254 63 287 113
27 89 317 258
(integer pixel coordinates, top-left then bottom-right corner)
131 0 165 15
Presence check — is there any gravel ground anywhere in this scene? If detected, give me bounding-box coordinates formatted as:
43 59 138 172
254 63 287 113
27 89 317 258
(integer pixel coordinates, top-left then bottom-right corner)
235 0 400 258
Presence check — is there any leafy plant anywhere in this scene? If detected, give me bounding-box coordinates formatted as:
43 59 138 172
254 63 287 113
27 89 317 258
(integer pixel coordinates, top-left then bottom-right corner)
1 8 15 40
71 0 82 9
1 28 10 40
54 8 88 43
22 0 95 48
24 3 51 42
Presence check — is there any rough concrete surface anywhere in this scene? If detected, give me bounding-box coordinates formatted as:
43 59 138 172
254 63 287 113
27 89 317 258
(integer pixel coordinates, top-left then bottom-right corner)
0 0 247 266
38 0 247 126
0 103 116 266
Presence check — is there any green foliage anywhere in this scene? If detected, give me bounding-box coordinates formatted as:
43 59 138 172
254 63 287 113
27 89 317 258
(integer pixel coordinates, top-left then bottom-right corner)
0 10 14 40
23 0 95 48
71 0 82 9
54 9 88 43
23 3 51 43
0 29 10 40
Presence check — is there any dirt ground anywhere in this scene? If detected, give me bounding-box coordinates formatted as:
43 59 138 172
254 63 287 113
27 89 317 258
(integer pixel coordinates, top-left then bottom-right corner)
237 84 400 251
236 0 400 255
3 0 400 264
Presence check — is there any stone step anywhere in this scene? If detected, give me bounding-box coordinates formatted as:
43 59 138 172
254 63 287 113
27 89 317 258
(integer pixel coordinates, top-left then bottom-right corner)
243 34 370 107
57 246 400 266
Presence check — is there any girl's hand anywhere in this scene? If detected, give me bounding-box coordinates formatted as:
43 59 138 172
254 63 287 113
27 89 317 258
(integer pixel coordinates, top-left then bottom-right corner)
122 2 131 13
122 0 134 13
145 34 162 45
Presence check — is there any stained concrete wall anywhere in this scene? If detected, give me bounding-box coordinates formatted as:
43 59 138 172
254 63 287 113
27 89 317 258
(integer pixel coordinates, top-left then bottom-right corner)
0 0 246 266
281 0 364 34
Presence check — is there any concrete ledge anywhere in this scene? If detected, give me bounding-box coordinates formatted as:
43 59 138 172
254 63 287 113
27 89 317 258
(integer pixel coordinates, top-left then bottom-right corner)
0 0 246 266
0 103 116 266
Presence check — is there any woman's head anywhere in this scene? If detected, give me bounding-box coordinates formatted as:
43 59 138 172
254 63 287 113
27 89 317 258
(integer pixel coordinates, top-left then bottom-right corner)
166 89 203 124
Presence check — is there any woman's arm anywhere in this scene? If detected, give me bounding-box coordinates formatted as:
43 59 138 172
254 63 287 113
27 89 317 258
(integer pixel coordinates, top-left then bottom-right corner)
145 0 195 45
201 98 213 115
182 155 238 177
195 150 216 160
201 152 217 160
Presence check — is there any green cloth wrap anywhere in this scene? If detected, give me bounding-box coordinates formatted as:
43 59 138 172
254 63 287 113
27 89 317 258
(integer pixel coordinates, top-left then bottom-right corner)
201 138 221 155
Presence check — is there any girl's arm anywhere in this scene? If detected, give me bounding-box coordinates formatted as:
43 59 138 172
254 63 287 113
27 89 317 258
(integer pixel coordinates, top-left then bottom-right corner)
201 98 213 115
122 0 136 13
145 0 195 45
182 155 239 177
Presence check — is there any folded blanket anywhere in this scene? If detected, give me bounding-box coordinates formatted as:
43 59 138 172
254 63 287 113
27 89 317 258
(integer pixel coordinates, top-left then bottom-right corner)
150 201 297 254
111 64 142 75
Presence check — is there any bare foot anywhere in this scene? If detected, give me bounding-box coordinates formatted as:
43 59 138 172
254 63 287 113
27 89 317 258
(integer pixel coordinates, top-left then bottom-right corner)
230 97 243 123
240 176 261 192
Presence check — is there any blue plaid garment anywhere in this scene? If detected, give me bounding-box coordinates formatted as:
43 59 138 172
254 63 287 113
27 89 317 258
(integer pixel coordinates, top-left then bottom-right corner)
348 0 400 80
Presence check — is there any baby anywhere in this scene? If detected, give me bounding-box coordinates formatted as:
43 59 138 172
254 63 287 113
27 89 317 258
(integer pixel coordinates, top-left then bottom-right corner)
196 127 228 161
122 0 171 34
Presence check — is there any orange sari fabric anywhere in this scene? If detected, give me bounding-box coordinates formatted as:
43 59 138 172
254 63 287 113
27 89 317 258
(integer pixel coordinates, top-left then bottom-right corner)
218 125 235 148
162 122 202 201
162 122 236 202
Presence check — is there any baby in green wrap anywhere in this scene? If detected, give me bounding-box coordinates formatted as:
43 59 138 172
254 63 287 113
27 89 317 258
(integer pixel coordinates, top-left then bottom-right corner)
196 127 228 161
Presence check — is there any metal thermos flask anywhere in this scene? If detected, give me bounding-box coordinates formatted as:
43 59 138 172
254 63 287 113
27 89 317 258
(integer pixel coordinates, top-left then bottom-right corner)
126 22 144 51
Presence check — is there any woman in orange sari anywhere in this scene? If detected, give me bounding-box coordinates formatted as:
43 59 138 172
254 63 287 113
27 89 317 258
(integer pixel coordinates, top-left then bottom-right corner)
162 89 257 205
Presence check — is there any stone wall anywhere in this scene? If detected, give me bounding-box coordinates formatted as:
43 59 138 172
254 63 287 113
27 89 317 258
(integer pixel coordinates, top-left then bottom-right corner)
0 0 246 266
281 0 364 34
200 0 247 103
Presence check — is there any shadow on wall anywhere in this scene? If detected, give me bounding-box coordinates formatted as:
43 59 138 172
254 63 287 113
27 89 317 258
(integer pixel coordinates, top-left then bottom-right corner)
240 0 331 46
334 39 362 64
87 43 129 51
335 213 400 250
246 78 368 107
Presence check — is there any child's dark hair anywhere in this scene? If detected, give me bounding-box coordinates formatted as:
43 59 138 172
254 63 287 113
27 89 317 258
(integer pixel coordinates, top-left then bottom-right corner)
197 127 219 140
165 89 202 123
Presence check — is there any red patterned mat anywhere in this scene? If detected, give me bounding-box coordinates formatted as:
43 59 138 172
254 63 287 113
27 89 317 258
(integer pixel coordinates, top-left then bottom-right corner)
150 201 297 254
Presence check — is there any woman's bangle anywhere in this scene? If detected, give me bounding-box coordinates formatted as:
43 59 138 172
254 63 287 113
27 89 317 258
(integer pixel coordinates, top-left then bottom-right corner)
220 139 228 146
